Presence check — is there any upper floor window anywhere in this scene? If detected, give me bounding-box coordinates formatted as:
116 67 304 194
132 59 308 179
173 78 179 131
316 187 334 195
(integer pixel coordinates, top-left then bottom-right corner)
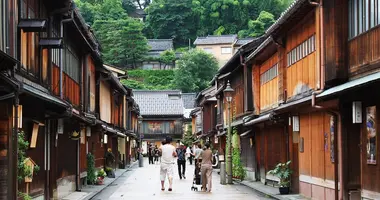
63 44 80 83
221 47 232 54
287 34 315 67
21 30 39 76
203 48 213 54
261 64 278 85
21 0 37 18
349 0 380 39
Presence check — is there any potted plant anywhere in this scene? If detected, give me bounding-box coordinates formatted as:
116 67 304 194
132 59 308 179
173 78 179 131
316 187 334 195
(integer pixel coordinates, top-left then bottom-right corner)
267 160 293 195
97 168 106 184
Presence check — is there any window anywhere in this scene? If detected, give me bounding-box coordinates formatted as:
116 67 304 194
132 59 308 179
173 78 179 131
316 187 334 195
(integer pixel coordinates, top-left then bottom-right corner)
260 64 278 85
349 0 380 39
21 30 39 76
21 0 37 19
64 44 80 82
221 47 232 54
287 34 316 67
203 48 213 54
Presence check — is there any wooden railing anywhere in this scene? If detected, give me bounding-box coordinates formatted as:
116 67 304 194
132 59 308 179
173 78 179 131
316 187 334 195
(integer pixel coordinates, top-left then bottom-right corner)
51 65 80 106
63 73 80 106
349 26 380 73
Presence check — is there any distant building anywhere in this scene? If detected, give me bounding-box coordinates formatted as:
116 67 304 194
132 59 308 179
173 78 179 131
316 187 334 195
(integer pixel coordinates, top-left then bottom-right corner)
133 90 184 150
142 39 181 70
194 35 254 67
128 9 147 22
182 93 197 133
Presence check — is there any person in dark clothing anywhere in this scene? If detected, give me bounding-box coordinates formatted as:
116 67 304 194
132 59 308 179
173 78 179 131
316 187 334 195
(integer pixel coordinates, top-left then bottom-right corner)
148 144 154 164
154 145 160 164
188 148 194 165
176 144 186 179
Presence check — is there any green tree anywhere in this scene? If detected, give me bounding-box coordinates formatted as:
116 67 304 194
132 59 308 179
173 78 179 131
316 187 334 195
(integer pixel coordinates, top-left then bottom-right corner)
159 49 176 69
93 18 149 68
174 49 218 93
144 0 200 47
181 124 195 147
238 11 275 38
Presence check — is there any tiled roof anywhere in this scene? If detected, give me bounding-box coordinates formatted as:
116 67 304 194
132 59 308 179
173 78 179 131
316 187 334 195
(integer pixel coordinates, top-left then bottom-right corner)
235 38 254 45
182 93 196 109
133 90 184 116
194 35 237 45
147 39 173 51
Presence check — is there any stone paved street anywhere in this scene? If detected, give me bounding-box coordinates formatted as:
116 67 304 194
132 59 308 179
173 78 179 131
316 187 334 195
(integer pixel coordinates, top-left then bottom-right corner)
91 159 272 200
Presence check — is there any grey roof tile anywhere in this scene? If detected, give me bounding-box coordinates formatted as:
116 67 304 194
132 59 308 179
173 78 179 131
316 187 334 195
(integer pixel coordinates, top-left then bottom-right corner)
182 93 196 109
235 38 254 45
147 39 173 51
194 35 237 45
133 90 184 116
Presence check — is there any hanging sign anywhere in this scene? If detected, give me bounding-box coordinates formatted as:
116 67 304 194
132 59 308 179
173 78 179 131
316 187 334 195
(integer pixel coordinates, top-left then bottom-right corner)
353 101 362 123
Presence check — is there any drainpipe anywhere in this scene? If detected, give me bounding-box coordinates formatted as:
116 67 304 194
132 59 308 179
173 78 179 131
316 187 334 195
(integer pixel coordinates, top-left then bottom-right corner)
309 0 325 93
312 93 341 200
4 0 9 54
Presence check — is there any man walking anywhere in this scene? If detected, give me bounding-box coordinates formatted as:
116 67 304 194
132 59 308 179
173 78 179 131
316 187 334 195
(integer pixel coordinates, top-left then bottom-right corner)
160 137 177 191
176 144 186 179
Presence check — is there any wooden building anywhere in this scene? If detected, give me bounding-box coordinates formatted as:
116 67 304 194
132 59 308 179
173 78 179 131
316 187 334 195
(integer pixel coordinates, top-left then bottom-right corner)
194 87 218 148
133 90 184 151
0 1 139 199
236 0 380 199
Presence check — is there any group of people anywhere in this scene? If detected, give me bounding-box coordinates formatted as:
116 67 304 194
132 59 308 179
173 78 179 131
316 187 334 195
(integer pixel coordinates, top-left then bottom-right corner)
159 136 213 193
148 144 161 164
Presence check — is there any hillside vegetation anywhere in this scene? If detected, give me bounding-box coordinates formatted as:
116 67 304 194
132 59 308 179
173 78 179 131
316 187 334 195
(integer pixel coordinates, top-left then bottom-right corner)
121 69 175 90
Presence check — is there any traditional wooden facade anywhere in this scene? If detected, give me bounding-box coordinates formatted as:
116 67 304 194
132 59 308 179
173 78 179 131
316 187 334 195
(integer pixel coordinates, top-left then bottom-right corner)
133 90 184 150
194 87 218 148
237 0 380 199
0 1 139 199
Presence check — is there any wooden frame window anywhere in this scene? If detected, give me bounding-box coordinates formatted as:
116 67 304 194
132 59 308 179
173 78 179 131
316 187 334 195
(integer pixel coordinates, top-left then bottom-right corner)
63 44 80 83
21 0 37 19
349 0 380 39
21 30 39 77
287 34 315 67
260 63 278 85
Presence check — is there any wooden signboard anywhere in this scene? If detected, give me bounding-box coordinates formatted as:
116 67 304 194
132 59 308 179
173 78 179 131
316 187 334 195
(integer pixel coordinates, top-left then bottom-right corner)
30 123 39 148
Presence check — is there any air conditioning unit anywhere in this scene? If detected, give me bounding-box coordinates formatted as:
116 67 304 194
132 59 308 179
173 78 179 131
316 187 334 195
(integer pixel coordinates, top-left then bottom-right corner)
349 190 361 200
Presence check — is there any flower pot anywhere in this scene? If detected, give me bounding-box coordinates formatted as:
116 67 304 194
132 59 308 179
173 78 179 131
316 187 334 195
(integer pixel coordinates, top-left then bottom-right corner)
279 187 290 195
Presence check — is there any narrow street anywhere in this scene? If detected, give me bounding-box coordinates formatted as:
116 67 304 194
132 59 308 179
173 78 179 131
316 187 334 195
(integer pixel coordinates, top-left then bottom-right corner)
91 159 272 200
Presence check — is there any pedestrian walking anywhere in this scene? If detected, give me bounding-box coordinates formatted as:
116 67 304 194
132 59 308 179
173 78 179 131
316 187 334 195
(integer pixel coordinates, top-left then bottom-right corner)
194 144 203 166
186 146 193 165
176 144 186 179
200 142 213 192
160 137 177 191
154 145 160 164
148 144 154 165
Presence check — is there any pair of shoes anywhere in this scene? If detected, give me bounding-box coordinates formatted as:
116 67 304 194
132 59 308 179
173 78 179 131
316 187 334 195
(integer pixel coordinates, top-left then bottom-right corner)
179 176 182 180
183 175 186 179
168 188 172 192
161 188 165 191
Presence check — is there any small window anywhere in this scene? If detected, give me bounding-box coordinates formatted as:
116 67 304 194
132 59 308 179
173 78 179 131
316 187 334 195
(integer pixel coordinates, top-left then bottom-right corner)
221 47 232 54
203 48 213 54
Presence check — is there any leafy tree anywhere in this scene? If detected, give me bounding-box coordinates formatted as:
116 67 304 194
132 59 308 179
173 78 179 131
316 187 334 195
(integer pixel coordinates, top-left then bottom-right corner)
174 49 218 93
159 49 176 69
238 11 275 38
93 18 149 68
144 0 200 47
181 124 195 147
